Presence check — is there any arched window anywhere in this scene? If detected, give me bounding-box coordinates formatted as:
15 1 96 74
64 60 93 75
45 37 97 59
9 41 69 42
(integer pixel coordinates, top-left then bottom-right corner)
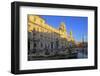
41 42 43 47
51 42 53 49
56 40 59 48
33 43 37 48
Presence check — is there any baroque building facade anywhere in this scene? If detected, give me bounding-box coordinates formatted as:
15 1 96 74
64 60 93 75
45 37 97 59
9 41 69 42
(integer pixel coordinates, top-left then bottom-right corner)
28 15 74 57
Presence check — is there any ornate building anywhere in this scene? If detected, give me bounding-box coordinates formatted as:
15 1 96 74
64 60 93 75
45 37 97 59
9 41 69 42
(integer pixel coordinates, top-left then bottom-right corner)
28 15 74 57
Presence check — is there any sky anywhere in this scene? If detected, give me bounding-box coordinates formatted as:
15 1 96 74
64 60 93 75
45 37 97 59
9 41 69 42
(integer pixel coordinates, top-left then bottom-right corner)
41 15 88 42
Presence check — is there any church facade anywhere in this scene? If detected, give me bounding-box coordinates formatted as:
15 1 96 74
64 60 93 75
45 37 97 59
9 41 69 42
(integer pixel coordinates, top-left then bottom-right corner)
28 15 74 58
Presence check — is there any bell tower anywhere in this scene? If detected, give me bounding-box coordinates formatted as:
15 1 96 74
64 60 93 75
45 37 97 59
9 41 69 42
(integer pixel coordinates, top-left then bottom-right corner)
70 30 74 41
70 30 73 38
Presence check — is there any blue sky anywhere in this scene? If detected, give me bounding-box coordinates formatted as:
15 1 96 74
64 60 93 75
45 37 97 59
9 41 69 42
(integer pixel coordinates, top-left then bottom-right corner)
41 15 88 42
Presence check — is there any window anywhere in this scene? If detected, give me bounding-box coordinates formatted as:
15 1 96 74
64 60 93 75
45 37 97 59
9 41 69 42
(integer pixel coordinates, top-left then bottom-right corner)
41 43 43 47
33 43 37 48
